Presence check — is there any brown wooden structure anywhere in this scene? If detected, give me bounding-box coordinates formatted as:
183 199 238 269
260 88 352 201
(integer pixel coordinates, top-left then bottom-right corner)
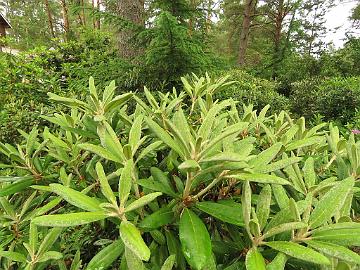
0 13 11 37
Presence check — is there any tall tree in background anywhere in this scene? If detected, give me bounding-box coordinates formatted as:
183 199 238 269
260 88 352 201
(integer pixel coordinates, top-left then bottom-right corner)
60 0 70 40
238 0 257 65
116 0 145 59
44 0 55 38
262 0 301 78
294 0 334 56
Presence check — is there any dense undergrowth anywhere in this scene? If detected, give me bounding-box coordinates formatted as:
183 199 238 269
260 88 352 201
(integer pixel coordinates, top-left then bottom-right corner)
0 75 360 269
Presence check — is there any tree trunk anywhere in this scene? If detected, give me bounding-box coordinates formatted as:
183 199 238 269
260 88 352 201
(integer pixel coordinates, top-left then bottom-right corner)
116 0 145 59
60 0 70 41
44 0 55 38
95 0 100 29
238 0 257 66
272 0 284 79
80 0 86 26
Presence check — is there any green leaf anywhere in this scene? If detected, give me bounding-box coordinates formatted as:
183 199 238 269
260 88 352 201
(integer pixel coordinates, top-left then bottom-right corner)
37 227 62 256
178 160 200 171
272 184 289 210
309 177 354 229
125 192 162 212
179 208 212 270
265 241 330 265
161 254 176 270
86 240 124 270
303 157 316 189
96 162 117 205
119 159 133 207
196 201 244 226
78 143 122 163
245 247 266 270
50 184 102 212
138 178 178 198
29 223 37 254
311 227 360 246
229 173 290 185
249 143 282 168
139 206 174 230
266 252 287 270
32 212 107 227
256 185 272 230
306 240 360 265
120 220 150 261
0 179 34 197
259 157 302 174
0 175 34 183
125 246 145 270
242 180 252 235
129 115 143 152
286 136 324 151
146 117 184 158
136 141 162 163
104 93 133 113
263 222 307 239
0 251 27 263
198 100 231 141
38 251 63 262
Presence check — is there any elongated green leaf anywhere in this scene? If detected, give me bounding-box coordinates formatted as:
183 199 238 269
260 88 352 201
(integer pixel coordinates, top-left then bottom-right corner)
245 248 266 270
0 179 34 197
145 117 184 158
96 162 116 205
86 240 124 270
120 221 150 261
0 251 27 263
196 201 244 226
78 143 122 163
129 115 143 151
309 177 354 229
256 185 271 230
125 246 145 270
50 184 101 212
178 159 200 171
37 227 62 256
200 122 249 157
286 136 324 151
266 252 287 270
100 123 126 162
119 159 133 207
263 222 307 239
48 93 88 108
38 251 63 262
259 157 302 174
303 157 316 189
198 100 231 141
265 241 330 265
139 207 174 230
242 180 252 234
104 93 133 113
136 141 162 163
249 143 282 168
229 173 290 185
29 223 37 254
0 175 34 183
179 208 212 270
311 228 360 246
32 212 107 227
306 240 360 265
272 184 289 210
125 192 162 212
138 178 177 198
161 254 176 270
